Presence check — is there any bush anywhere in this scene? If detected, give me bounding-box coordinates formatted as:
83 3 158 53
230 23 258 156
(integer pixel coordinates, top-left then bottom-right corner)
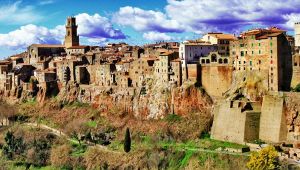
26 138 51 166
50 144 72 169
247 146 279 170
165 114 181 123
2 131 26 160
124 128 131 153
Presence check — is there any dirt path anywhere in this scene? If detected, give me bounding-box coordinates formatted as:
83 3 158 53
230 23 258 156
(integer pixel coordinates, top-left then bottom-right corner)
22 122 122 154
22 123 250 157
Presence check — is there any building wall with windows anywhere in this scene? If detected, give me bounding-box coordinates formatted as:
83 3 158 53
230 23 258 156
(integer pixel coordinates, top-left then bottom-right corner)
230 28 292 91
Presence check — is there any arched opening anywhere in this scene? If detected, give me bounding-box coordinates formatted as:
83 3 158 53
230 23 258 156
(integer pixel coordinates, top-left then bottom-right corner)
206 59 210 64
68 31 70 36
218 58 223 64
224 58 228 64
211 54 217 62
201 59 205 64
63 66 71 83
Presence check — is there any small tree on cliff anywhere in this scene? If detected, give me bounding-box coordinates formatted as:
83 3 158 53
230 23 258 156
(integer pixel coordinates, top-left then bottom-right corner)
123 128 131 153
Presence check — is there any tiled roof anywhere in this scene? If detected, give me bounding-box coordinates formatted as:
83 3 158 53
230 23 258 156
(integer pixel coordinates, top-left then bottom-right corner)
31 44 64 48
66 45 88 49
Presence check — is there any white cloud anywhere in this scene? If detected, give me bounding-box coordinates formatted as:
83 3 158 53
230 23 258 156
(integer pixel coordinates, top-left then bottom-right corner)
39 0 55 5
0 1 42 25
0 24 63 50
113 6 184 33
75 13 125 39
143 32 172 41
165 0 300 32
283 13 300 29
0 13 126 50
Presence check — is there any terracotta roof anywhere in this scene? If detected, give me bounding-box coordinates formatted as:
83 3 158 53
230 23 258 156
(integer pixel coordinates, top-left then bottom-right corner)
171 58 181 62
31 44 64 48
66 45 88 49
207 33 237 40
160 51 174 56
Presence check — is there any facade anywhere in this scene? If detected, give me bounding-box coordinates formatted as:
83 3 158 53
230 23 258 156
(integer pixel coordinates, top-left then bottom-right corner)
295 22 300 48
201 33 236 56
230 27 293 91
179 40 217 81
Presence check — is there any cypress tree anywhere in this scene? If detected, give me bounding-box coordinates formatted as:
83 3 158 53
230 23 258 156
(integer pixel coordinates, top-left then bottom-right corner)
124 128 131 153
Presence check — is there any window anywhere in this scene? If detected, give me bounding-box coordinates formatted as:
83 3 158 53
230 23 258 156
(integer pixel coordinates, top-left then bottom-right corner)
270 42 273 46
241 51 244 56
251 43 254 47
250 61 252 66
252 51 254 55
259 50 261 54
240 44 244 47
258 43 261 46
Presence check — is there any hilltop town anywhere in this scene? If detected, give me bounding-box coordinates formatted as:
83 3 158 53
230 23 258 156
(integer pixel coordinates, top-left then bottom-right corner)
0 16 300 168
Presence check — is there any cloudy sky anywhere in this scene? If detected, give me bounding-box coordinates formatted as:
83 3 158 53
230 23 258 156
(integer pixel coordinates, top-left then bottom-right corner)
0 0 300 58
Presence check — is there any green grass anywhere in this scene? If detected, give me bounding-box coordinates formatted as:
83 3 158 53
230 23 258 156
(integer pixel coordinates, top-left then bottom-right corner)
179 150 195 168
165 114 181 123
71 143 87 157
85 121 97 128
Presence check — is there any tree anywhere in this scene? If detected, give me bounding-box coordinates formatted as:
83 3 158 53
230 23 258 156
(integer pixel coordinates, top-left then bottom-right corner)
27 138 51 166
2 131 26 160
247 145 279 170
123 128 131 153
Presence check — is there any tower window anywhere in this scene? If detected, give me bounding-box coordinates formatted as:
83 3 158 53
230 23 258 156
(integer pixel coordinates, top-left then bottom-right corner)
68 31 70 36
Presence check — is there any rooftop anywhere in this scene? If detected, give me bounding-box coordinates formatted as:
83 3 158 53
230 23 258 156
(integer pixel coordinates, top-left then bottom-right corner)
30 44 64 48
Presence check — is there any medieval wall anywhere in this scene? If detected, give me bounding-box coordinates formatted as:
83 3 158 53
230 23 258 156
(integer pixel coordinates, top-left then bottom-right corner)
259 94 287 143
201 66 233 97
211 101 246 144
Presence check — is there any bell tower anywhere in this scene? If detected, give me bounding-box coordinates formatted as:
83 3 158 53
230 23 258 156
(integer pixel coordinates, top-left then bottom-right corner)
64 17 79 48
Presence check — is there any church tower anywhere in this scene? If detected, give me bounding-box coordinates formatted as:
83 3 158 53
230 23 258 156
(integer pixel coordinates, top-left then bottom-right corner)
64 17 79 48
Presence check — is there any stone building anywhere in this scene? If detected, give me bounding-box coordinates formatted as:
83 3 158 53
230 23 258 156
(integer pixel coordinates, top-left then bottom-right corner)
295 22 300 49
201 33 236 56
64 17 80 48
200 52 233 97
27 44 65 70
129 56 156 87
179 40 217 82
96 63 116 87
230 27 293 91
291 54 300 88
154 52 178 84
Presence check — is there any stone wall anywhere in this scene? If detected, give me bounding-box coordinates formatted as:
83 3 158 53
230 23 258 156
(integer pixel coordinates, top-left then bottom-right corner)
201 66 233 97
259 94 287 143
211 101 260 144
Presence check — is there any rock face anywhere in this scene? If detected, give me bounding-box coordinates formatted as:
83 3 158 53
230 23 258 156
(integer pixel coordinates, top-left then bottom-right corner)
4 78 213 120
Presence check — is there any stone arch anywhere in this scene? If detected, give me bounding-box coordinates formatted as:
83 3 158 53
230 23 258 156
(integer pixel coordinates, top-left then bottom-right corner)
224 58 228 64
63 66 71 83
211 54 217 62
218 58 223 64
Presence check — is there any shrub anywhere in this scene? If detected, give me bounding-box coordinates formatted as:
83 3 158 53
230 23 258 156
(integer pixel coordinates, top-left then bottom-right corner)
27 138 51 166
2 131 26 160
124 128 131 153
165 114 181 123
247 145 279 170
50 144 72 169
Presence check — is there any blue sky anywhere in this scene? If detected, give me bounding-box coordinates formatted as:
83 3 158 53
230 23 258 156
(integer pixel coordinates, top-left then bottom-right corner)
1 0 300 58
